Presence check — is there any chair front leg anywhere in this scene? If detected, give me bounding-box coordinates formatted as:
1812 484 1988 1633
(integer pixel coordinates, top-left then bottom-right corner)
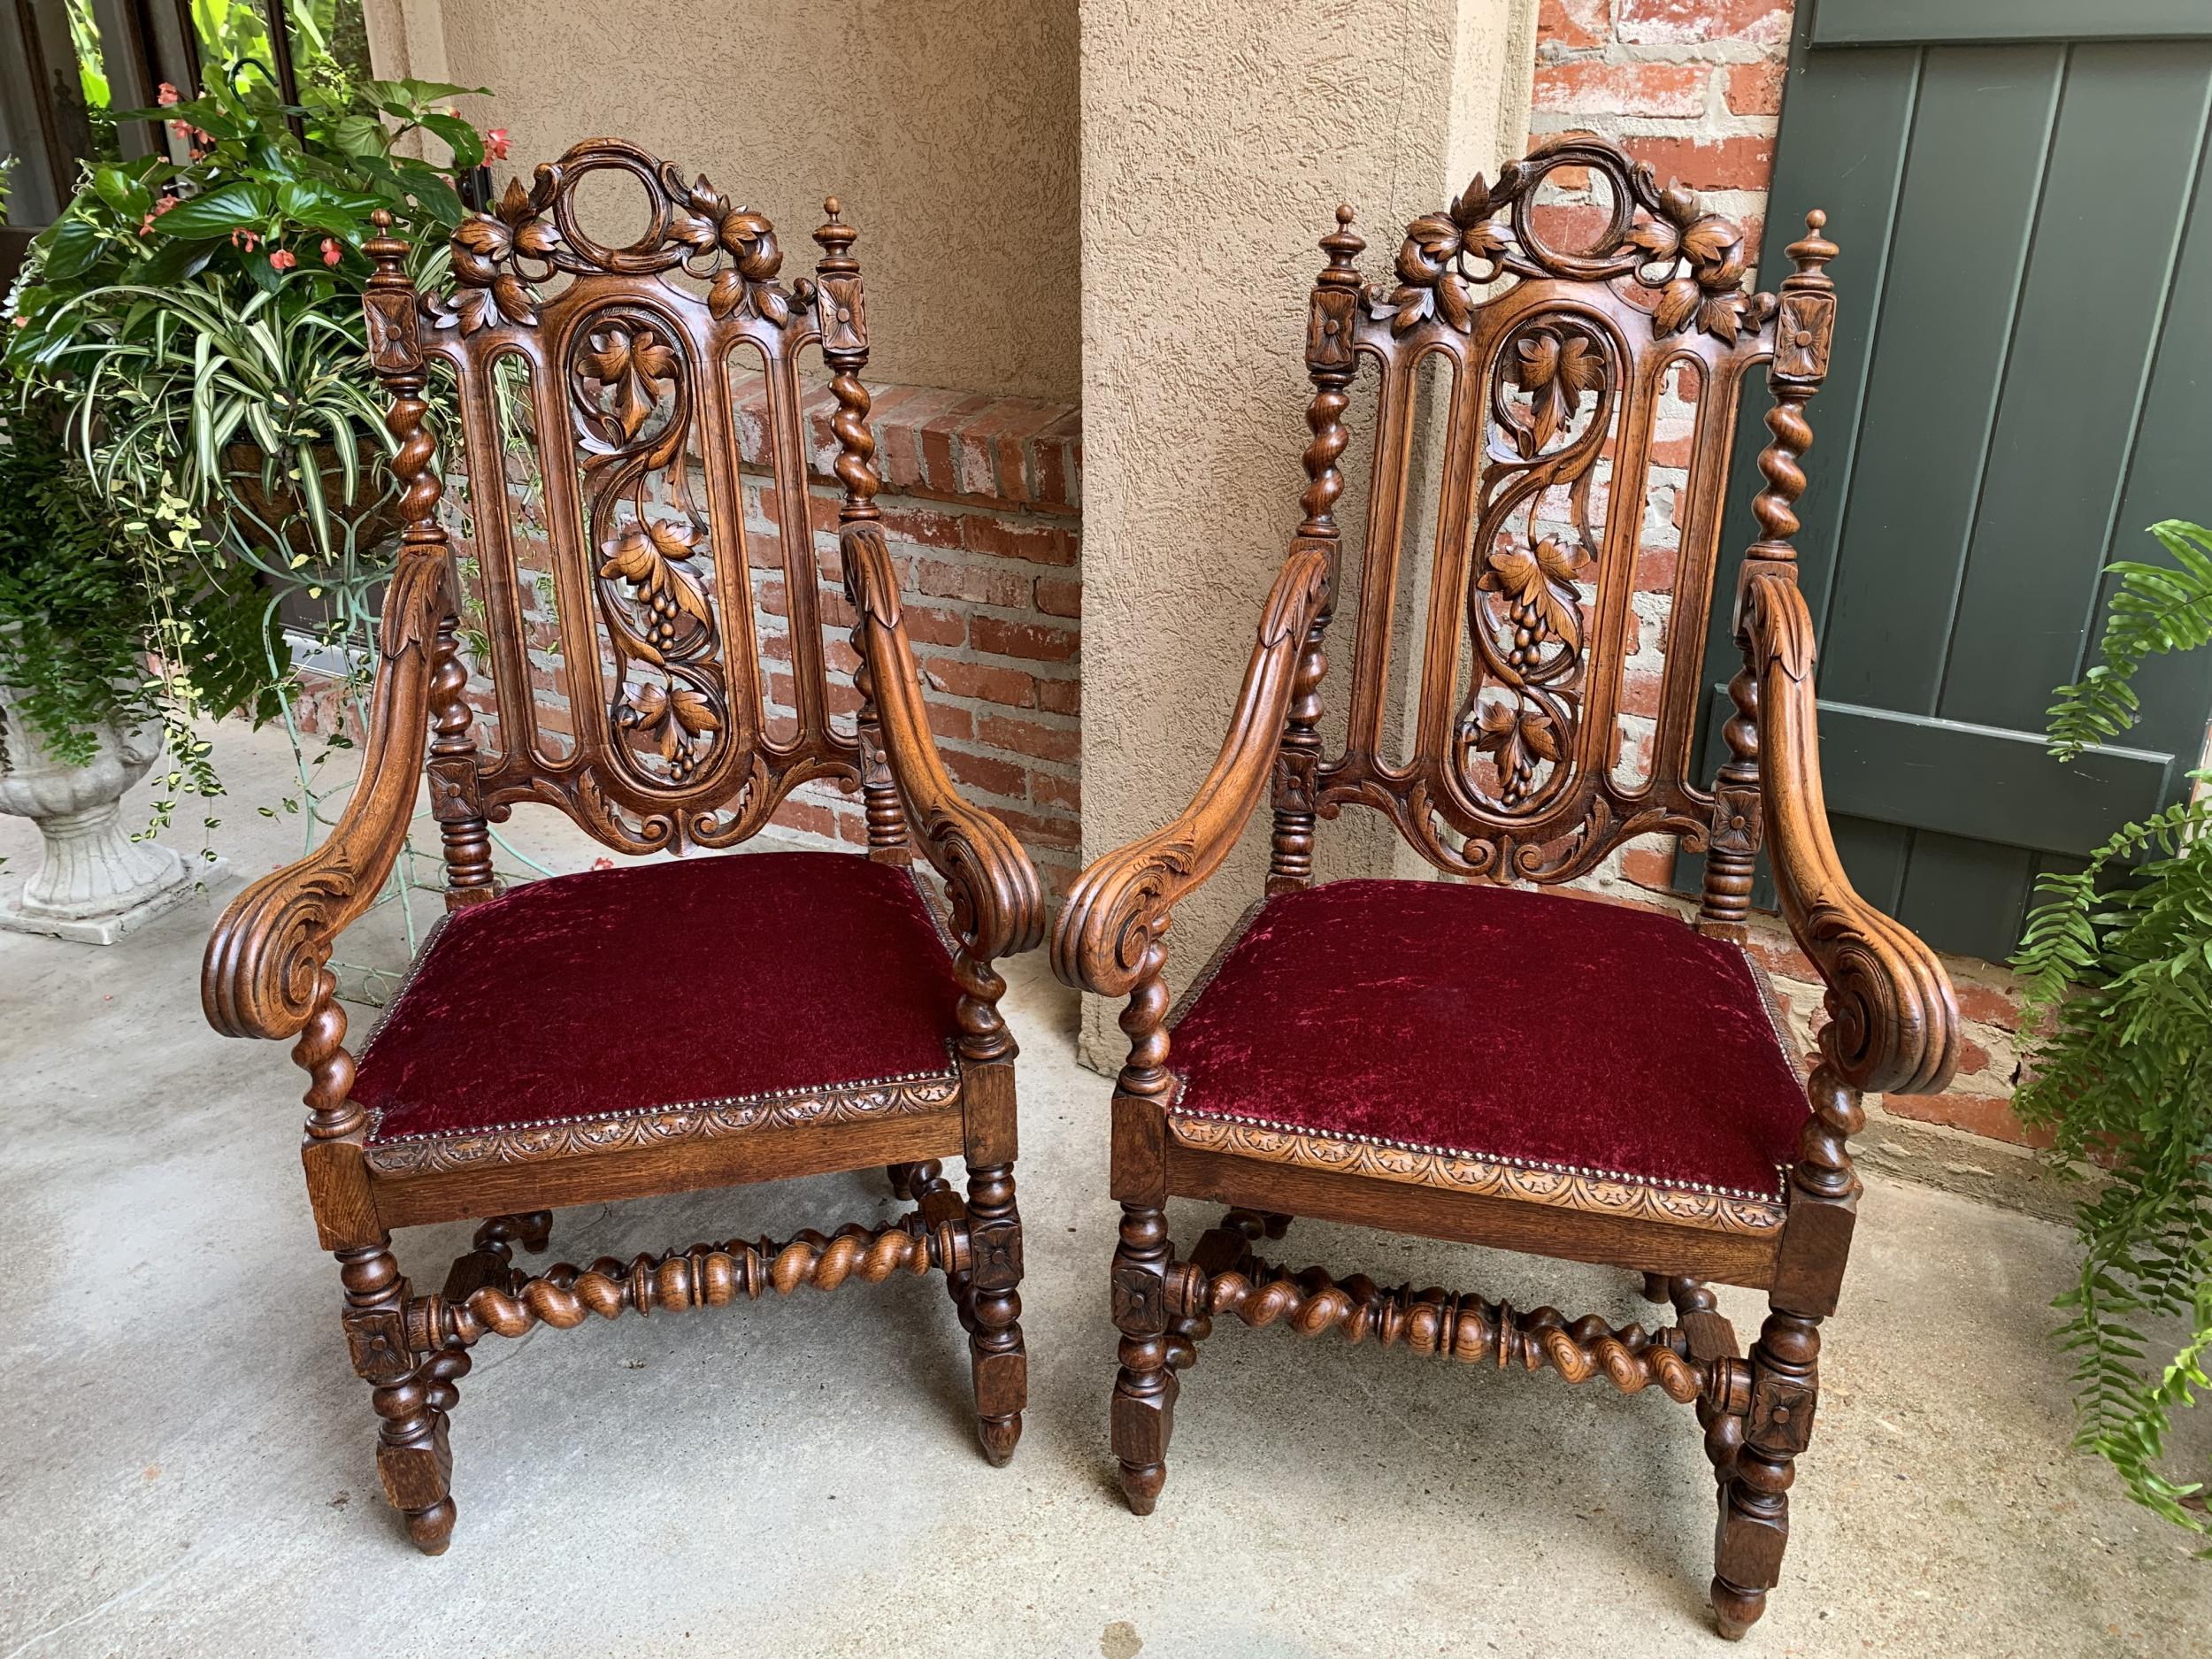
963 1158 1025 1465
337 1237 465 1555
1712 1305 1821 1640
1109 1201 1177 1513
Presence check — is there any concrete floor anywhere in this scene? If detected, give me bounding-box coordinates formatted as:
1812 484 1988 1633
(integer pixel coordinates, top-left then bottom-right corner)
3 727 2208 1659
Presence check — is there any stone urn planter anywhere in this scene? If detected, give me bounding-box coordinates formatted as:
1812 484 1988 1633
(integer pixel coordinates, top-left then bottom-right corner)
0 680 204 944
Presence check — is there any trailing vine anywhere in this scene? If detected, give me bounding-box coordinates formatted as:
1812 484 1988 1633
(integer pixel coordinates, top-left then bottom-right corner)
2011 518 2212 1545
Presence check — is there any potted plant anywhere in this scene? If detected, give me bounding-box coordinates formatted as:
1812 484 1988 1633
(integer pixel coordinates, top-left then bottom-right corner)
2012 518 2212 1546
4 64 499 710
3 64 499 933
0 393 272 939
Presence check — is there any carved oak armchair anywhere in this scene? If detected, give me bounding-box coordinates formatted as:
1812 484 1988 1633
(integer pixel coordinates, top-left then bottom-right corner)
1053 136 1960 1640
203 141 1042 1553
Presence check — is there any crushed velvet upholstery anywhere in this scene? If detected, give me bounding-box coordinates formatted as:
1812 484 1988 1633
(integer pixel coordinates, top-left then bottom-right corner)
1167 879 1807 1202
355 850 964 1144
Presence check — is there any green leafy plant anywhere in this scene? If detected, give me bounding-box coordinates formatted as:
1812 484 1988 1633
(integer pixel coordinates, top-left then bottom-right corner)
0 393 273 839
2012 518 2212 1546
2 63 497 821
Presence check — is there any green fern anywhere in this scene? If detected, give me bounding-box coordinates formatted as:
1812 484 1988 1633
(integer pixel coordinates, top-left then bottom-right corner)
2012 519 2212 1547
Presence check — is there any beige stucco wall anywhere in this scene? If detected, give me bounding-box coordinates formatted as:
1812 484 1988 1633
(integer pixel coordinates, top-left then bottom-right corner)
365 0 1079 403
1075 0 1538 1068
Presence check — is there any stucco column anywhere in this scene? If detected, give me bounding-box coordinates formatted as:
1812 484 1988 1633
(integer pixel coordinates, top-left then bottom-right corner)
1076 0 1538 1067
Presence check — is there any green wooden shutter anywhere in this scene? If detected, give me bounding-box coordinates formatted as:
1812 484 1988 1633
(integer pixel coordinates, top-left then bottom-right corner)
1687 0 2212 964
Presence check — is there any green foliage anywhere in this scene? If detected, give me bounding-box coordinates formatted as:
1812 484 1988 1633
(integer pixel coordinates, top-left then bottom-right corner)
0 394 276 820
2013 519 2212 1547
6 73 484 371
0 400 148 762
0 61 492 821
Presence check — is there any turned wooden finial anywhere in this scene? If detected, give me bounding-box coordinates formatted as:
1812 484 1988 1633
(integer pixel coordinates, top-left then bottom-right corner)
813 196 857 271
365 208 411 281
1318 203 1364 280
1784 209 1837 286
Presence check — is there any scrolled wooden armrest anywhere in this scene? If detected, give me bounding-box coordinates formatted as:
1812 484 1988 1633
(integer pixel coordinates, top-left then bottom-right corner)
1744 567 1960 1097
841 522 1044 964
1051 547 1331 998
202 549 449 1041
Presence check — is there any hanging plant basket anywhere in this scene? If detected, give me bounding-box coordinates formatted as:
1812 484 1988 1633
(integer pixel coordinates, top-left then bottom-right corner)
223 442 405 566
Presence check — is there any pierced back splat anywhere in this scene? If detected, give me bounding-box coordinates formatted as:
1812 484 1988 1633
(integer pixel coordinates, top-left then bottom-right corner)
1299 136 1824 886
369 140 876 857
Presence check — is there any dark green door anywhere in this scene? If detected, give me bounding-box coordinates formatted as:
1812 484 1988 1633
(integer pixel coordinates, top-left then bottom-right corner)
1691 0 2212 964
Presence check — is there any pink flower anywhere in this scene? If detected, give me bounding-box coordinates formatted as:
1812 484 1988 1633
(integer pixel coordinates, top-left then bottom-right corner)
319 237 342 267
152 195 176 216
157 81 179 105
11 316 27 329
486 127 510 162
169 119 190 141
269 248 297 272
229 228 259 250
139 212 156 235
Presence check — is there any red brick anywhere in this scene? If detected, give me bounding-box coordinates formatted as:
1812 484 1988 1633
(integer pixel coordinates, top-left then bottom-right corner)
1034 575 1082 618
921 657 1036 708
1620 666 1664 718
964 514 1078 567
1534 60 1710 118
878 505 964 549
918 394 997 495
901 604 967 648
772 796 839 838
1744 928 1816 983
941 747 1029 800
1954 980 2022 1026
1536 0 1609 50
1617 0 1792 46
1952 1033 1994 1080
1031 769 1079 812
1727 60 1787 116
1620 842 1678 891
913 558 1030 610
978 711 1079 764
926 701 973 742
1621 134 1776 194
1525 202 1616 257
1633 541 1680 592
988 806 1080 852
1884 1089 2052 1150
971 616 1079 664
1036 676 1080 716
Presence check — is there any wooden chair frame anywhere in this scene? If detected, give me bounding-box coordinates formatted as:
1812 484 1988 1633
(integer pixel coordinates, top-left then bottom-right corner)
202 142 1043 1553
1052 136 1960 1639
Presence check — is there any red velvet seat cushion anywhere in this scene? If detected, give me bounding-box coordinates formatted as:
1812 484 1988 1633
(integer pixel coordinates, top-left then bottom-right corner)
355 850 964 1144
1169 880 1806 1202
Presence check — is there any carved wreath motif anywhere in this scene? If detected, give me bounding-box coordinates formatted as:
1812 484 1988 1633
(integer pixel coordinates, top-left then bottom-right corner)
434 150 797 335
1379 138 1779 343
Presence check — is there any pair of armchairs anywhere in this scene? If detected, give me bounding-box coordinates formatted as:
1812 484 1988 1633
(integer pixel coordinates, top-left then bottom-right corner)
204 136 1957 1640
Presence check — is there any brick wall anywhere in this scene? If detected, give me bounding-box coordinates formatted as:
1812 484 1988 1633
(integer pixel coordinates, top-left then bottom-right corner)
751 386 1083 897
1532 0 2049 1151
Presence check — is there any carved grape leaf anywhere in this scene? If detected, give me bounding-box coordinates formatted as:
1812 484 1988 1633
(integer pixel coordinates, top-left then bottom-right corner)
621 680 720 762
582 324 677 440
1479 536 1586 654
1502 326 1606 458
